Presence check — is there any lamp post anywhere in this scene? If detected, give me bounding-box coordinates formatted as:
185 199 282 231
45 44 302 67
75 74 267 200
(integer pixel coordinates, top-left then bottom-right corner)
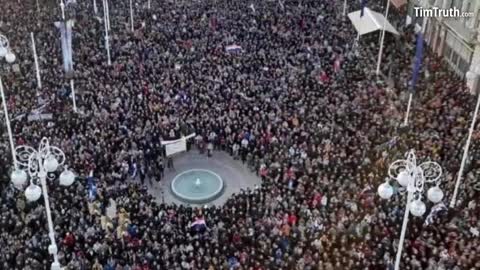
130 0 134 32
103 0 112 65
450 91 480 208
31 32 42 90
0 33 17 168
377 150 443 270
10 137 76 270
376 0 391 75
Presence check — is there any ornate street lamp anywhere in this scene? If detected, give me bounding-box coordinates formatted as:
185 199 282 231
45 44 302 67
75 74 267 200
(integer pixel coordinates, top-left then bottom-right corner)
11 137 76 270
0 34 16 63
377 150 443 270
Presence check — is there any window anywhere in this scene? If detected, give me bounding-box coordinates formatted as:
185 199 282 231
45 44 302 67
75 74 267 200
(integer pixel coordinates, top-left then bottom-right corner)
451 51 459 66
443 30 474 77
457 57 470 74
444 45 452 59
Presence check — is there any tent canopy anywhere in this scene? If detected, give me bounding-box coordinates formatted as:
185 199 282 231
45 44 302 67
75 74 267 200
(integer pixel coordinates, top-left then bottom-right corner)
348 8 400 36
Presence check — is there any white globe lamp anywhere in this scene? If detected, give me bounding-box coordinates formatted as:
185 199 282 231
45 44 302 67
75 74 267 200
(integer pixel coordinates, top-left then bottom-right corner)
44 155 59 172
25 183 42 202
48 244 58 254
11 169 27 187
0 47 7 58
51 261 61 270
5 51 15 63
427 186 444 203
396 170 411 187
377 182 394 199
410 199 426 217
59 169 75 186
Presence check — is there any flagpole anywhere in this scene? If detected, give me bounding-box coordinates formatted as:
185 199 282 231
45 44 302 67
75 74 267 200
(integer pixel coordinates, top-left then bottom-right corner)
129 0 134 32
403 92 413 126
0 76 18 169
342 0 347 16
106 0 111 31
376 0 391 75
103 0 112 65
93 0 98 14
70 79 77 113
148 0 151 9
450 92 480 208
31 32 42 91
60 0 66 20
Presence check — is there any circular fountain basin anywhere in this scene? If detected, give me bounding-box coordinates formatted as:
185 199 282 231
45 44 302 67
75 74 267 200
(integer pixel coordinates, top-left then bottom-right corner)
170 169 224 204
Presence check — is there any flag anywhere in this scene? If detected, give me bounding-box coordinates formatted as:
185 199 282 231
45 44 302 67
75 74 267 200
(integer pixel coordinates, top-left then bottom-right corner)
190 217 207 232
161 133 195 156
318 70 329 84
55 19 74 74
424 202 447 226
249 3 255 13
410 33 424 92
225 45 242 53
87 170 97 201
360 0 367 17
228 257 240 268
130 162 137 178
387 136 398 149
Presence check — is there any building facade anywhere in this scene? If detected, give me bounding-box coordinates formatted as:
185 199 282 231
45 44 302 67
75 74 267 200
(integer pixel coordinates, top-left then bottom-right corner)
407 0 480 94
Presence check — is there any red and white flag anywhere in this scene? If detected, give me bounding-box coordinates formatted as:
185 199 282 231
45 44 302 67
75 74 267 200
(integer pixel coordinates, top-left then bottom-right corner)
318 70 329 84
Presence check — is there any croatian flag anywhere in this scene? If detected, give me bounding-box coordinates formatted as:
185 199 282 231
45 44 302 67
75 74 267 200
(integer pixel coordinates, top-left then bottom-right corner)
87 170 97 201
225 45 242 53
410 33 424 92
190 217 207 232
360 0 367 17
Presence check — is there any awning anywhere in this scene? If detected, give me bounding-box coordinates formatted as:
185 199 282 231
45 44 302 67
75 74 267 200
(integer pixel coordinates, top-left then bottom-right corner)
391 0 407 9
348 8 400 36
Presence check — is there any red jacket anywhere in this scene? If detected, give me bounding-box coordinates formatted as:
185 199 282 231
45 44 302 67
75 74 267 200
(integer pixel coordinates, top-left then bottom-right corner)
63 233 75 247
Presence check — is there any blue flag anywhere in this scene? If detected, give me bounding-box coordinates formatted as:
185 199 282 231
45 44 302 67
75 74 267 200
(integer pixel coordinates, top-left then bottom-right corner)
87 170 97 200
54 20 74 74
410 33 424 92
360 0 367 17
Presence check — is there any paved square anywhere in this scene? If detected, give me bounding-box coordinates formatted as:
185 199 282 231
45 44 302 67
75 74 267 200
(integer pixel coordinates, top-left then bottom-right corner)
146 150 262 206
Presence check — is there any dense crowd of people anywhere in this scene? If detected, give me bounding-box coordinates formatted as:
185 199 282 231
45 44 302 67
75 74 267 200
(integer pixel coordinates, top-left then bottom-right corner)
1 0 479 269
